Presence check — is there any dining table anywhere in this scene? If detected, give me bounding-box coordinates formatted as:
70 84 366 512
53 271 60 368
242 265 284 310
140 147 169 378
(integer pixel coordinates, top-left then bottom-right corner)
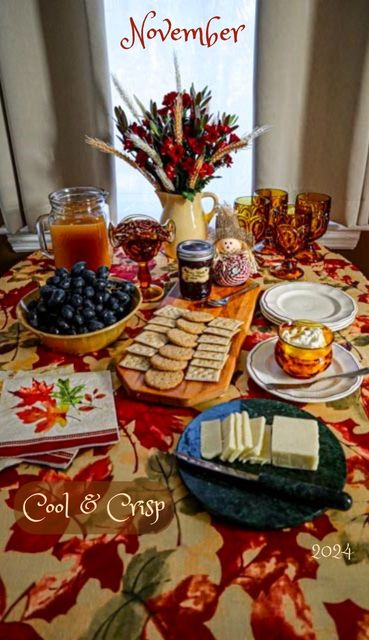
0 244 369 640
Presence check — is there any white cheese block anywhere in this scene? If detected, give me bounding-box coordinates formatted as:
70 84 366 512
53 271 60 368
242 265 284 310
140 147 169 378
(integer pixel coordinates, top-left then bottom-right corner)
220 413 236 461
200 419 222 460
241 424 272 465
228 412 243 462
271 415 319 471
240 416 265 459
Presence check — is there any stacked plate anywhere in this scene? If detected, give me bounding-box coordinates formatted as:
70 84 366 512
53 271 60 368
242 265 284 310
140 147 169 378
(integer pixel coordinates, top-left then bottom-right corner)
260 282 357 331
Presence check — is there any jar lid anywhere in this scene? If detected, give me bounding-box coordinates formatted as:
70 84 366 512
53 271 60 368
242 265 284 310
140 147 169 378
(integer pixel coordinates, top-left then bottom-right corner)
177 240 214 262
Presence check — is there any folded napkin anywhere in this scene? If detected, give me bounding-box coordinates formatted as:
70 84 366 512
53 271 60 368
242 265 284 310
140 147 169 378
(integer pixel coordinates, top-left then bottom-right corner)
0 449 78 471
0 371 119 457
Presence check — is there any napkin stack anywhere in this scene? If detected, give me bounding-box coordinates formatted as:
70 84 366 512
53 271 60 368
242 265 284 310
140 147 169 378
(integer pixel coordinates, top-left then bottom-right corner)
0 371 119 470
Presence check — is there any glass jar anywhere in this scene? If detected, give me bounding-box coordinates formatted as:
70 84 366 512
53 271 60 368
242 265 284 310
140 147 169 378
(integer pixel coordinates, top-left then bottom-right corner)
36 187 112 270
177 240 214 300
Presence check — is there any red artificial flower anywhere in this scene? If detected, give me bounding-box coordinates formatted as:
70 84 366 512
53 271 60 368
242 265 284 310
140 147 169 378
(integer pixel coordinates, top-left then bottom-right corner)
164 163 176 180
219 123 232 135
161 139 184 164
187 137 206 154
223 154 233 167
162 91 178 107
135 150 148 167
204 124 220 144
198 163 214 178
181 157 196 175
229 133 240 143
182 92 193 109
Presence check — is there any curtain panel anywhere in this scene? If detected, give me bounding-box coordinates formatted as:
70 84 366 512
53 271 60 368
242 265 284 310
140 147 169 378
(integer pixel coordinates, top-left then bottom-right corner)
254 0 369 228
0 0 116 234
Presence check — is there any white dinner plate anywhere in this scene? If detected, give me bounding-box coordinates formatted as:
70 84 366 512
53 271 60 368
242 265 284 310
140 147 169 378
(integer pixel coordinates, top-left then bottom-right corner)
246 337 362 403
259 299 356 332
261 282 357 328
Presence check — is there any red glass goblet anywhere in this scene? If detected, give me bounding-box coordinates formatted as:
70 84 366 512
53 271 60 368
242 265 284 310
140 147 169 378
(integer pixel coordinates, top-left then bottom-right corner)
109 214 175 301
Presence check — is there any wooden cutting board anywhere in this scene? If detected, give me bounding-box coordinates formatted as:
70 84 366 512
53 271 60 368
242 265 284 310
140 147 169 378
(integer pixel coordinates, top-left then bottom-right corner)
117 280 260 407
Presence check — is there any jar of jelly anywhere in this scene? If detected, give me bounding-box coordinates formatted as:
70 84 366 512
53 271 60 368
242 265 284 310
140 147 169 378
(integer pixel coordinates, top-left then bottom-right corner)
177 240 214 300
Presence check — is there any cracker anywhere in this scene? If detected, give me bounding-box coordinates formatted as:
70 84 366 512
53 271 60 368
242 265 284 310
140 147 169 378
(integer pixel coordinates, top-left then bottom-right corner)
120 354 151 371
148 316 176 328
194 349 227 362
208 317 243 330
135 331 168 348
191 358 225 370
145 323 170 335
167 328 198 348
185 366 221 382
204 326 236 338
176 318 205 335
198 334 230 346
184 310 213 323
154 305 184 319
159 345 194 361
197 343 229 354
145 369 184 390
150 354 188 372
126 343 157 357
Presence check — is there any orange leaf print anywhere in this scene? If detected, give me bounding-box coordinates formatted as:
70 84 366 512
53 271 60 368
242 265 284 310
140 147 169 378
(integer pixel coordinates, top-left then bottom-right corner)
16 399 68 433
10 379 54 407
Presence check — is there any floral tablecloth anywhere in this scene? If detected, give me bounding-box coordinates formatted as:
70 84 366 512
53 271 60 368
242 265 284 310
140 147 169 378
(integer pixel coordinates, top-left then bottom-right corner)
0 247 369 640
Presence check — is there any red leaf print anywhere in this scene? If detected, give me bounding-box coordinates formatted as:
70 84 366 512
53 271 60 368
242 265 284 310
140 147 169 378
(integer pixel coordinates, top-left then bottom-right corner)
115 394 195 451
10 379 54 407
324 599 369 640
94 393 106 399
73 457 112 482
0 466 19 490
24 569 86 622
16 399 68 433
0 282 37 319
85 393 92 402
6 522 62 554
251 575 316 640
242 330 275 352
0 578 6 617
78 405 95 412
147 575 219 640
0 622 44 640
325 417 369 454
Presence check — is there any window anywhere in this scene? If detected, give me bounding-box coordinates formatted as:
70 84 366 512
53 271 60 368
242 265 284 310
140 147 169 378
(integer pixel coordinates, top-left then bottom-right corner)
104 0 256 220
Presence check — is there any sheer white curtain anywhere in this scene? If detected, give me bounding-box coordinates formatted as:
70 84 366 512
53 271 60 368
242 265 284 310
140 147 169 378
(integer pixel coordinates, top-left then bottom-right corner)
104 0 256 220
0 0 116 237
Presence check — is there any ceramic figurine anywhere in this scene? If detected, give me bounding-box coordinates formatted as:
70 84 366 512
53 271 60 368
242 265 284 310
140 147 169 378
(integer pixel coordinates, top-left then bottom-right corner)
213 203 258 286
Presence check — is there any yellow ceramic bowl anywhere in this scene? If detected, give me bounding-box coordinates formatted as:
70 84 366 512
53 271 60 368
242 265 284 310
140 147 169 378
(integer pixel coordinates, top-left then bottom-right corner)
275 320 334 379
16 278 142 355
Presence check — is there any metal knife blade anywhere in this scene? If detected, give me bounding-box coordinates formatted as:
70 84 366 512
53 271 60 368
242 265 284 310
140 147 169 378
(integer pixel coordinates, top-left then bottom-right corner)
175 452 352 511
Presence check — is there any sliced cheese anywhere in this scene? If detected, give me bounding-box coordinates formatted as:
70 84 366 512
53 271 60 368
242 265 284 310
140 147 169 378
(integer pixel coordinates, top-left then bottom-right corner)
271 415 319 471
241 411 253 451
220 413 236 461
200 419 222 460
228 412 243 462
240 416 266 460
241 424 272 465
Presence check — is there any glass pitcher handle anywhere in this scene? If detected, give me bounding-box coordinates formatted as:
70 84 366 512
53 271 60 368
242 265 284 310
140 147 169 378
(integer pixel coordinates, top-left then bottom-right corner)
36 214 53 259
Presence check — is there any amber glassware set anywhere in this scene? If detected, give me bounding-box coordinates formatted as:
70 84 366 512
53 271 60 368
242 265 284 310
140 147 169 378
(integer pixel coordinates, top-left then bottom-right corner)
234 191 331 280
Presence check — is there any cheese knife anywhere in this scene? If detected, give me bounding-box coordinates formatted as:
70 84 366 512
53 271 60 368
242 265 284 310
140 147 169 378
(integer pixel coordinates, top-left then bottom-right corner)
176 452 352 511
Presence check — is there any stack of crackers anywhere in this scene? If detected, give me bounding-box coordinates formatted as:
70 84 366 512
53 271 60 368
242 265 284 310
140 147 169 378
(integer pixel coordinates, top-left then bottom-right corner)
120 305 243 391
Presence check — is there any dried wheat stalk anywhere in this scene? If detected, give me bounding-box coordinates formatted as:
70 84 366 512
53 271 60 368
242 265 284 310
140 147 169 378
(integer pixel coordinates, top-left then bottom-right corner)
155 167 175 192
112 75 141 121
85 136 160 189
128 133 163 168
188 155 204 190
173 51 182 93
174 94 183 146
209 125 272 164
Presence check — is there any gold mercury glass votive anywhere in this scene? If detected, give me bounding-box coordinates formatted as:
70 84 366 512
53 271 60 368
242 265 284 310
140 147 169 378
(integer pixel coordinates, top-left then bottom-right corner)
275 320 334 378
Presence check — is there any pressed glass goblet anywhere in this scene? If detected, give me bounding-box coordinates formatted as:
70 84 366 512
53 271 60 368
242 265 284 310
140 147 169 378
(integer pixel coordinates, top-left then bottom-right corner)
234 196 269 245
295 192 331 263
269 205 310 280
109 215 175 301
254 188 288 259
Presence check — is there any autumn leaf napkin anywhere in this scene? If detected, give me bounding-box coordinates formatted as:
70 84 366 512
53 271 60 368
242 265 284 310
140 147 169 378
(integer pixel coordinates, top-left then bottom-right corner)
0 371 119 457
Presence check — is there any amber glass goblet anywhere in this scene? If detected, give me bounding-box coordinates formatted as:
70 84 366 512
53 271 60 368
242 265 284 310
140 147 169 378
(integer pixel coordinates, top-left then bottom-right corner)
109 214 175 301
254 188 288 259
269 205 310 280
295 192 331 263
234 196 269 244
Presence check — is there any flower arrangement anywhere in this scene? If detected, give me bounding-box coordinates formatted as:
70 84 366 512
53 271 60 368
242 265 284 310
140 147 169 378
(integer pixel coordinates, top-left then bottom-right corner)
87 56 269 201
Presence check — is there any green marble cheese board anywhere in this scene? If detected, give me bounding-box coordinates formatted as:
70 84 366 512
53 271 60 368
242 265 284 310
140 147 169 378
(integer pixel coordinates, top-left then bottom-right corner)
176 398 347 529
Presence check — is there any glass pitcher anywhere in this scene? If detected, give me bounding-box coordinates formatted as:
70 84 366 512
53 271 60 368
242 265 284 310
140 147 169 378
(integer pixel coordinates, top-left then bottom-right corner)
36 187 112 270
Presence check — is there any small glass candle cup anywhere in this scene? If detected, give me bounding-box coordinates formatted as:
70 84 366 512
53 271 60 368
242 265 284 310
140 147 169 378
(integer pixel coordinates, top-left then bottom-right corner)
275 320 334 379
177 240 214 300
